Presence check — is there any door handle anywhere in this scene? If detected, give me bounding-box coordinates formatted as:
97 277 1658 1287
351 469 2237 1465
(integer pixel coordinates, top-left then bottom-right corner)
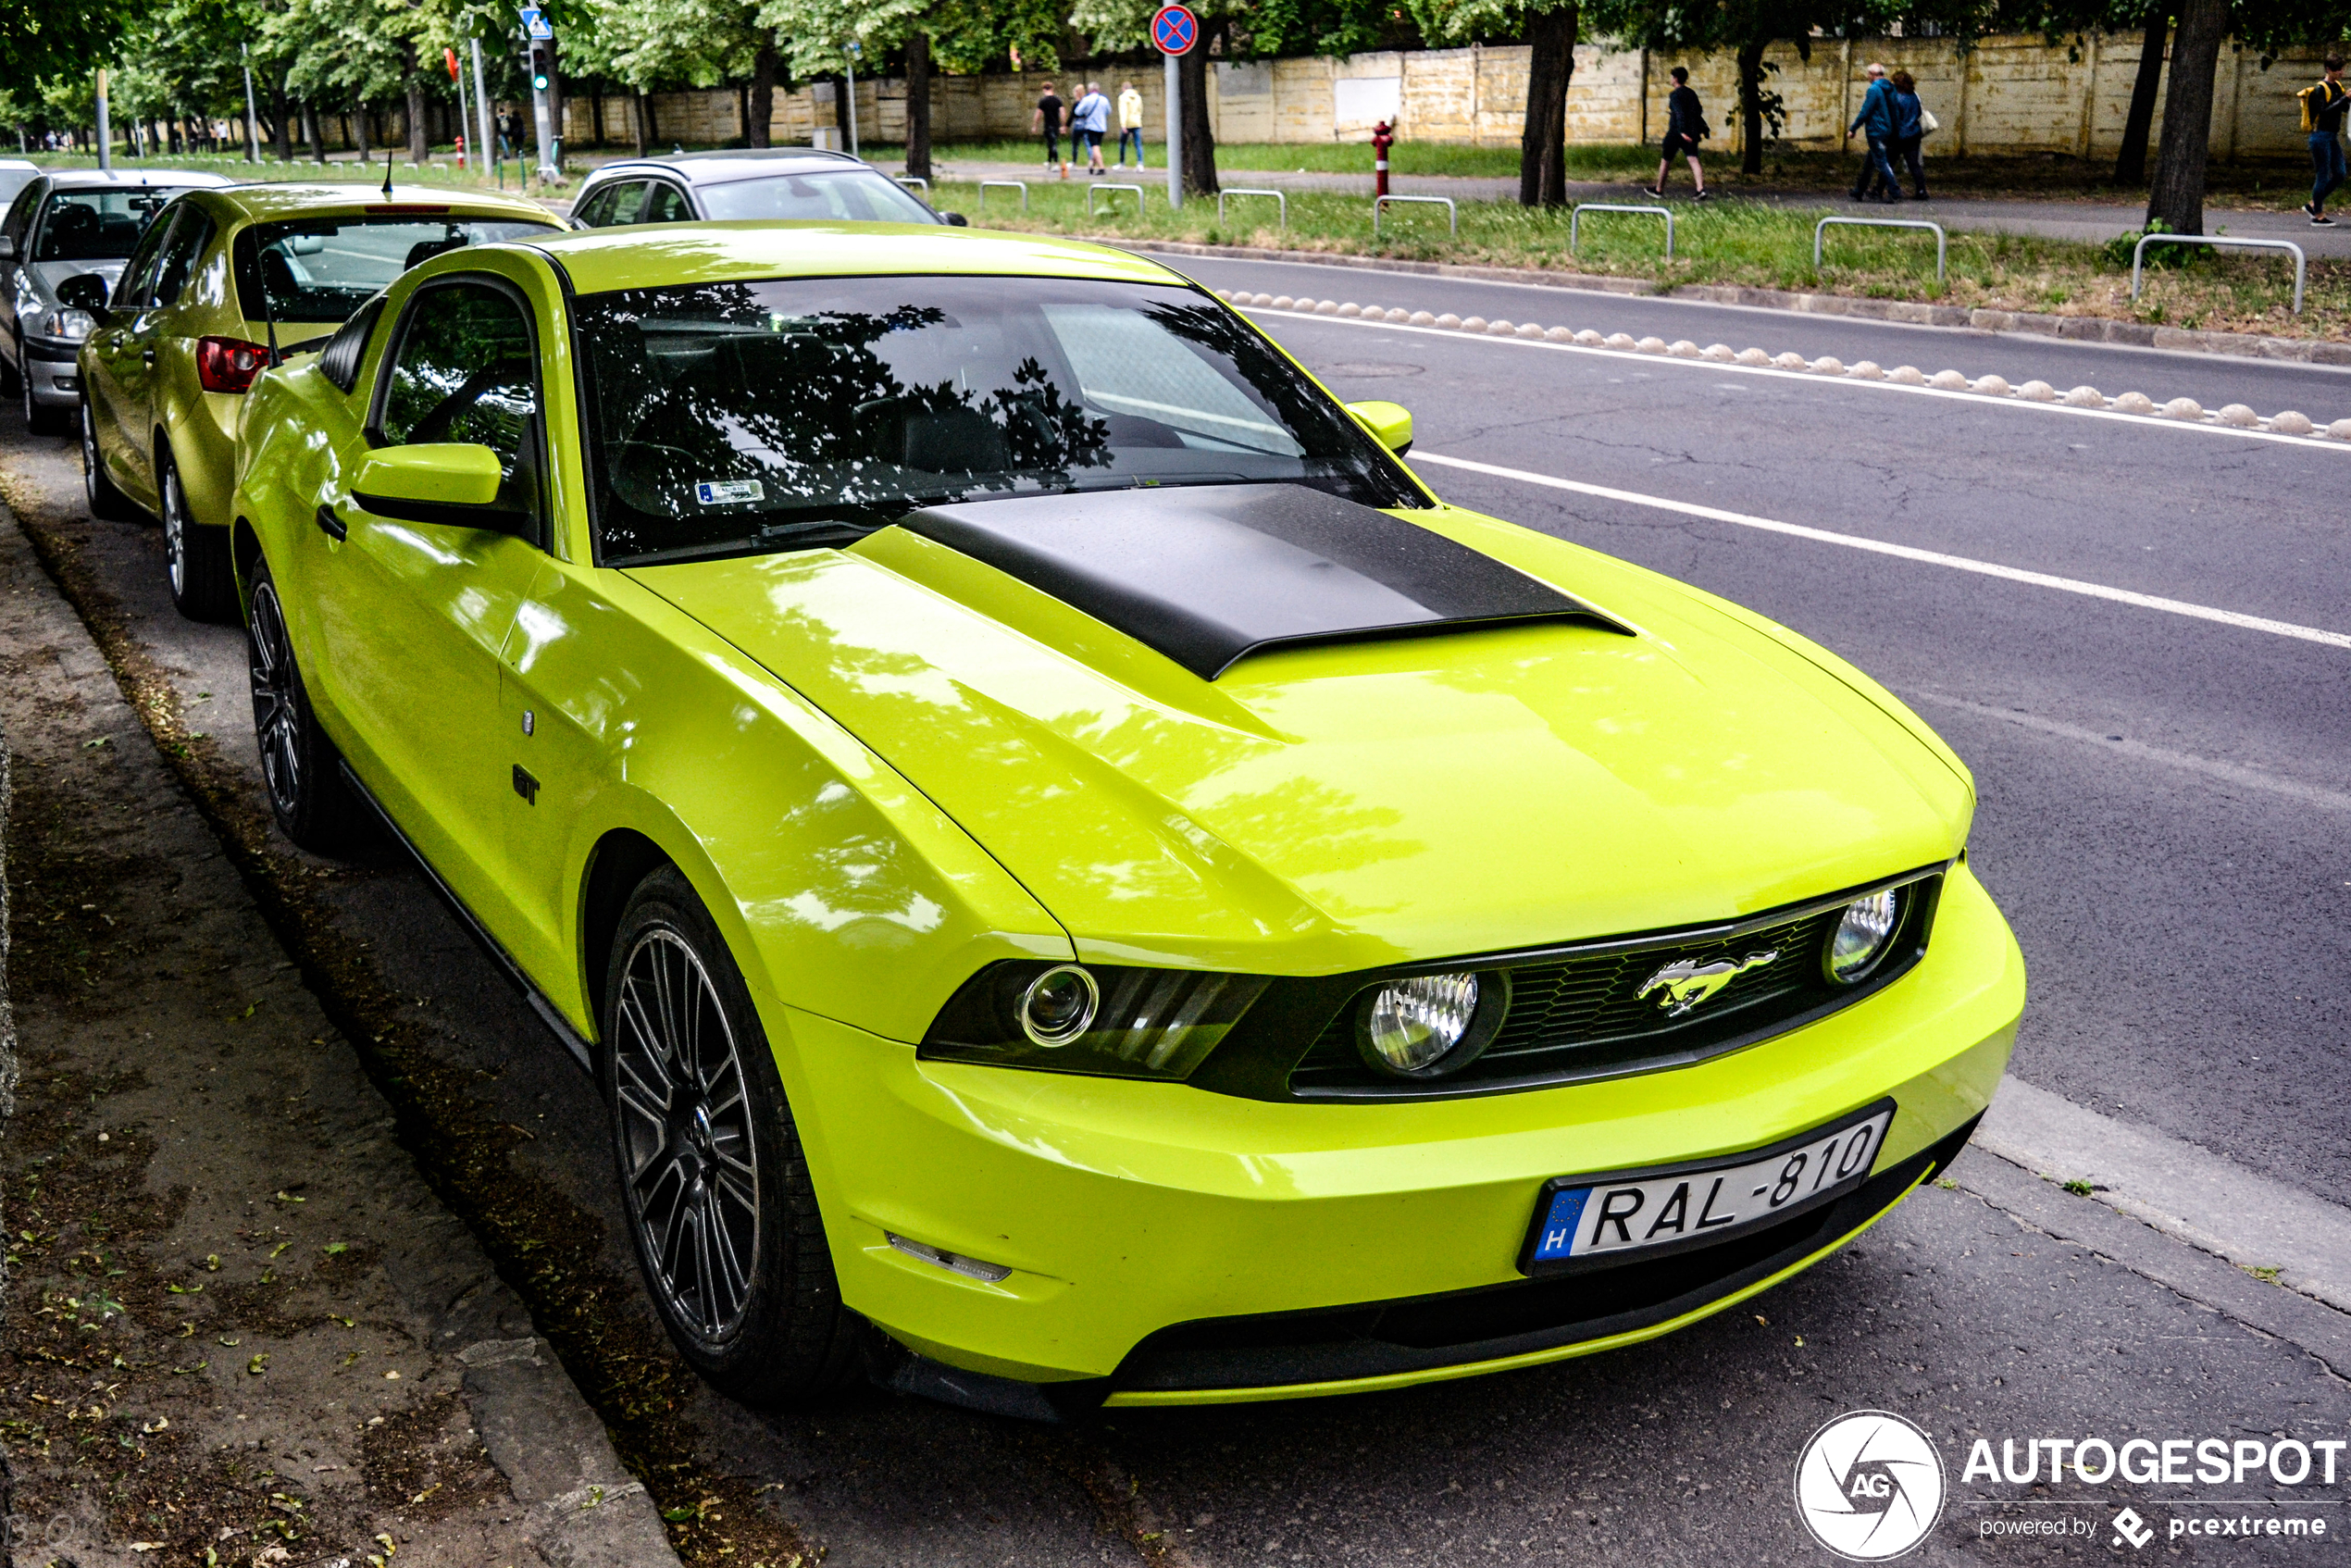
142 348 157 366
314 504 345 541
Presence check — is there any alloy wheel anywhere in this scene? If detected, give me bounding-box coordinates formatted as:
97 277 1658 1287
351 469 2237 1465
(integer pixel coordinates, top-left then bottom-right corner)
247 579 304 816
20 341 35 430
162 460 188 596
80 398 102 509
613 927 762 1344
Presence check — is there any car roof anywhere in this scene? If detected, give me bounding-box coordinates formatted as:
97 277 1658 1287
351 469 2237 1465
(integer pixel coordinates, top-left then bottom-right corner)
508 219 1182 296
186 181 565 225
0 159 35 171
582 149 876 187
43 168 239 191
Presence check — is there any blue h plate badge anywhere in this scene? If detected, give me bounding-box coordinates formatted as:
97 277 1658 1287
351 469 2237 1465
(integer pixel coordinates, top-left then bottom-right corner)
1522 1102 1896 1275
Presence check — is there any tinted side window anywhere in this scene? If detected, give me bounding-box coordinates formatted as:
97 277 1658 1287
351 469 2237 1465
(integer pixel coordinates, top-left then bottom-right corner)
642 182 693 223
378 280 541 513
153 211 215 308
115 208 182 308
2 182 41 246
318 296 385 393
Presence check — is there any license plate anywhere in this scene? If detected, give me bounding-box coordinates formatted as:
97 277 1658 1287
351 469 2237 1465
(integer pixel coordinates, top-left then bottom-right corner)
1522 1103 1896 1274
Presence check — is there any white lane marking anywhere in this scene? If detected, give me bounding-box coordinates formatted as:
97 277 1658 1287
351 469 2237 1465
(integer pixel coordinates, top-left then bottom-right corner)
1245 307 2351 452
1900 690 2351 813
1413 450 2351 653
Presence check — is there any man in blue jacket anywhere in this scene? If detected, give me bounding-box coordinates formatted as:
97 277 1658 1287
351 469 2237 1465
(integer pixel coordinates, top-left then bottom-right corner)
1847 63 1904 203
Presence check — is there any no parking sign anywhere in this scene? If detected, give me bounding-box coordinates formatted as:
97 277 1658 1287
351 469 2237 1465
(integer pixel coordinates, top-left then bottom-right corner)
1151 5 1197 56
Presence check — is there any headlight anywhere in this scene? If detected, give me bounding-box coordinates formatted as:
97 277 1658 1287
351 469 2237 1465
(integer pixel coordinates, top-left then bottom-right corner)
923 961 1268 1081
40 308 94 342
1353 969 1509 1079
1824 890 1902 983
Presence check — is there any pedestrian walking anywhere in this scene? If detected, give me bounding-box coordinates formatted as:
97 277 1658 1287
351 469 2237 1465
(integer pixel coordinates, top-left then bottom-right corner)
1117 81 1146 168
1033 81 1064 169
1072 82 1112 175
1889 69 1930 200
1847 63 1903 203
1646 67 1710 200
2300 56 2349 225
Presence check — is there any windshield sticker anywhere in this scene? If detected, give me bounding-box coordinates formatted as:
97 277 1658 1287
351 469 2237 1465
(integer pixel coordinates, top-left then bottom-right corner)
695 479 765 506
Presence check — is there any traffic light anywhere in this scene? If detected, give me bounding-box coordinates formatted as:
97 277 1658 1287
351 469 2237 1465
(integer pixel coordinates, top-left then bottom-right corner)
529 44 551 93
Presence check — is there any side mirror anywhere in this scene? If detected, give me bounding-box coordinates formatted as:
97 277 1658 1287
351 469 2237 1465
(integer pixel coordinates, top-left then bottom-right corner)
0 234 15 262
1345 399 1413 456
942 211 969 227
352 443 529 535
56 272 112 322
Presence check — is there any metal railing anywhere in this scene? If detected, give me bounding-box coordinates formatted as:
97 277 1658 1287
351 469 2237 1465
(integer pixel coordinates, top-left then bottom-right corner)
1374 193 1457 236
1218 187 1288 229
2132 232 2306 315
1088 181 1146 218
1815 215 1947 283
895 175 929 193
977 180 1028 214
1570 203 1674 260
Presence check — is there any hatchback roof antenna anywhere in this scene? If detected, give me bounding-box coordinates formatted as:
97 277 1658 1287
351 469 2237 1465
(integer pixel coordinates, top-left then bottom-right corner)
380 145 393 199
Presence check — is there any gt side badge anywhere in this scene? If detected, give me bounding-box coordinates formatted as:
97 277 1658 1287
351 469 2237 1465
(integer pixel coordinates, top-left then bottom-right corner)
521 709 535 736
512 765 541 805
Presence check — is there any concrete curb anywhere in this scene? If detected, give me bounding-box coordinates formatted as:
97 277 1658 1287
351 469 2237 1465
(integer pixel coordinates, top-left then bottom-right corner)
1126 237 2351 366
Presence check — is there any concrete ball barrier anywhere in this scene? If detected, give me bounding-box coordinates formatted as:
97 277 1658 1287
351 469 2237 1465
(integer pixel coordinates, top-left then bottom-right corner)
2216 404 2258 428
1312 300 1340 315
1972 375 2014 397
1516 322 1549 340
1272 295 1296 310
1636 337 1670 355
1462 316 1489 332
1606 333 1639 350
1668 340 1702 357
1437 313 1463 330
1701 343 1735 361
1336 303 1362 317
1929 369 1971 390
1546 326 1576 342
1410 310 1437 325
2062 385 2104 407
1888 366 1926 385
1735 347 1773 366
1773 352 1809 369
2330 417 2351 440
2113 392 2157 414
1387 308 1412 323
1848 360 1885 380
1487 319 1519 336
1578 330 1608 346
2019 380 2058 402
1810 356 1847 376
2161 397 2205 421
2271 411 2316 435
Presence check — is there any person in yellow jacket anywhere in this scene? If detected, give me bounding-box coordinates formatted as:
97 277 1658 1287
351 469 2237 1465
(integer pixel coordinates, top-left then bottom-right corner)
1117 81 1146 168
2303 56 2348 225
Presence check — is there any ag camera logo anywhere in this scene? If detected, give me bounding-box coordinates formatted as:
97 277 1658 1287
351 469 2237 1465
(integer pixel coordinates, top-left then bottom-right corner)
1795 1410 1947 1560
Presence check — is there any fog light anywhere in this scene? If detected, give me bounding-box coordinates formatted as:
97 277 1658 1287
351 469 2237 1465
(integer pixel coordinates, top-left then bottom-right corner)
1361 972 1479 1075
1018 964 1098 1047
1825 890 1901 983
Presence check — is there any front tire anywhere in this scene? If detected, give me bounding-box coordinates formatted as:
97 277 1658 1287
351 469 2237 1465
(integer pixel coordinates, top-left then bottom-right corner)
20 336 65 436
81 394 141 521
603 867 860 1407
159 444 235 620
247 560 367 853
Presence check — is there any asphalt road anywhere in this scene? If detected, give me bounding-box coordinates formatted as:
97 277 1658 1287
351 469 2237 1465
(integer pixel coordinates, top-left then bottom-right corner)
6 274 2348 1566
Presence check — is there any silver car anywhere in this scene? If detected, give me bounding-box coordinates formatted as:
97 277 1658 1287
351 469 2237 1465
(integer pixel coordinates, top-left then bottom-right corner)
567 147 964 229
0 168 234 435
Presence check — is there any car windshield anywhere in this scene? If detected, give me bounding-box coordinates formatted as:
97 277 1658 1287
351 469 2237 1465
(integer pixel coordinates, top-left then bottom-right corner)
0 168 37 209
574 274 1426 566
233 215 559 323
35 187 184 261
697 170 940 225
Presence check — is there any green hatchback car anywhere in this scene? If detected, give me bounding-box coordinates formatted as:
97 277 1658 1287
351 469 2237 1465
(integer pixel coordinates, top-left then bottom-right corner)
230 221 2024 1418
70 181 561 618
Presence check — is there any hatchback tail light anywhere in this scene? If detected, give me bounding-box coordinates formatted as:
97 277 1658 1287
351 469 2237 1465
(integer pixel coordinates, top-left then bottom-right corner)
195 336 274 393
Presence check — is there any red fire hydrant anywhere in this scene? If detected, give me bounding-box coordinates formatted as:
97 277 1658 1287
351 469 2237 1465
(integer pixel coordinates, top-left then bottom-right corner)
1372 120 1393 198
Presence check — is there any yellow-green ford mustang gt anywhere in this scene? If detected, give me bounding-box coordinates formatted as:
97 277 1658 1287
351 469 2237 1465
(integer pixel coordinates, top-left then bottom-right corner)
229 221 2024 1419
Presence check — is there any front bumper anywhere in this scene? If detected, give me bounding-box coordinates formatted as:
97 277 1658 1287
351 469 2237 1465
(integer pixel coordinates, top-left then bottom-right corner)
24 337 81 406
780 863 2023 1406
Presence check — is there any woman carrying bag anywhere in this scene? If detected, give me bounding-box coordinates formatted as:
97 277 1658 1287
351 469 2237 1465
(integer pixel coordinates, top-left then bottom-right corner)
1891 70 1934 201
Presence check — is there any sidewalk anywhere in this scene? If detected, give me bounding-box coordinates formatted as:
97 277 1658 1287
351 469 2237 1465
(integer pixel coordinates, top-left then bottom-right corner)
0 486 677 1563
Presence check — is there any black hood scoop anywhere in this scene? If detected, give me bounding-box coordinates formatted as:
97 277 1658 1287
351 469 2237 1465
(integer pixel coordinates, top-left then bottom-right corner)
897 484 1631 680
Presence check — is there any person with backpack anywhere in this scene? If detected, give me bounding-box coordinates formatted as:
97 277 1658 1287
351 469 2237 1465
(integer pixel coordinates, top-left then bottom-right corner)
1646 67 1710 200
1890 69 1930 200
1847 63 1904 204
2302 56 2349 225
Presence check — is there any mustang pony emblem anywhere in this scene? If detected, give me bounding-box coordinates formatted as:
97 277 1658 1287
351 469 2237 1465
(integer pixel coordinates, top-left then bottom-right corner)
1636 951 1780 1017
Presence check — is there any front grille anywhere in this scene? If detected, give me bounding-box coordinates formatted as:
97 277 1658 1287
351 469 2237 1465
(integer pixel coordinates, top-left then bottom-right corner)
1199 867 1945 1102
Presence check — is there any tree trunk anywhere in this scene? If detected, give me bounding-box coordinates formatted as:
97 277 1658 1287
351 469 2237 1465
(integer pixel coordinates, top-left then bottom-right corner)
304 101 324 162
1736 38 1769 175
1518 4 1576 206
2115 11 2167 185
355 102 370 160
269 74 292 160
1179 43 1217 195
832 73 851 138
2145 0 2223 232
633 90 651 156
590 85 606 148
404 49 428 164
748 37 777 148
905 31 933 180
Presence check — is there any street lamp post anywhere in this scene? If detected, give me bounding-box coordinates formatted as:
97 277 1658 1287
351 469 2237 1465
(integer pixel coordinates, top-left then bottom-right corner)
95 68 113 171
243 43 261 161
843 42 860 158
471 39 496 189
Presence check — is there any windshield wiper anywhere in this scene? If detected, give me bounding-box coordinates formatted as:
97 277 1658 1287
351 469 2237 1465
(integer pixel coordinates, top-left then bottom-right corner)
611 517 875 568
